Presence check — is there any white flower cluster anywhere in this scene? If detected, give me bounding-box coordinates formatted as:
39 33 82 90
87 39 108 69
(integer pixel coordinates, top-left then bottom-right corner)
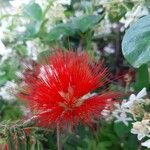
102 88 150 148
101 88 150 148
120 5 149 30
0 80 17 101
131 114 150 148
35 0 71 28
0 41 13 64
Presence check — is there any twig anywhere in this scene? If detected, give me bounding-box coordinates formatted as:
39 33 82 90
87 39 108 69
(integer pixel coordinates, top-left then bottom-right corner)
56 124 61 150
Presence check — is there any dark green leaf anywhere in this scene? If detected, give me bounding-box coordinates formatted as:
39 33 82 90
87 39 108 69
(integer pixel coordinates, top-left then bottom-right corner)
42 15 103 42
134 64 150 91
0 75 7 86
37 50 51 62
43 24 74 42
114 122 131 137
15 45 27 57
6 128 15 150
68 14 103 33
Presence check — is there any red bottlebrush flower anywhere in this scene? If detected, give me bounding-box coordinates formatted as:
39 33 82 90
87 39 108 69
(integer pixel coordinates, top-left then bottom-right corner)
18 51 120 128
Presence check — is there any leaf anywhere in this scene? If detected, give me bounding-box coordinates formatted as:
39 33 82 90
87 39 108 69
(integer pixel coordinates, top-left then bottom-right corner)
0 75 7 86
21 2 43 39
68 14 103 33
124 134 139 150
15 45 27 57
43 24 73 42
114 122 131 138
37 50 52 62
24 22 41 38
23 3 43 21
122 15 150 68
15 127 27 150
134 64 150 91
108 4 127 22
144 0 150 12
108 2 133 22
97 141 112 150
42 15 103 42
6 128 15 150
66 134 87 148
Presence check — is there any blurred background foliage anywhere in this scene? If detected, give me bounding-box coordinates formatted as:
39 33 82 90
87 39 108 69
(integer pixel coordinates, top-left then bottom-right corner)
0 0 150 149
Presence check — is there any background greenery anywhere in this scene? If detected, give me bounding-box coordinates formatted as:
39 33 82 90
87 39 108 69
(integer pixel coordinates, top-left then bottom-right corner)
0 0 150 149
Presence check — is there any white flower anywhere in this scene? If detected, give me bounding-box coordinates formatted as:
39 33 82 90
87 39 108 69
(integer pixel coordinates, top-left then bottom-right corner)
131 121 150 140
35 0 47 10
120 5 149 28
26 40 39 60
47 3 66 23
0 81 17 101
141 139 150 148
9 0 31 10
0 40 6 54
0 41 13 64
104 43 115 54
114 112 132 126
75 11 84 17
55 0 71 5
123 88 147 108
112 100 133 126
114 100 131 113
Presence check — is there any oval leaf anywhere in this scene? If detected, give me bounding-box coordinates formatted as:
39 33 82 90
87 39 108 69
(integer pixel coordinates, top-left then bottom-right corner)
122 15 150 68
23 3 43 21
69 14 103 33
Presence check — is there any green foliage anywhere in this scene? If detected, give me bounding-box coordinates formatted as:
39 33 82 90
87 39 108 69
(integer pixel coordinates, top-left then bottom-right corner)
108 2 133 22
0 0 150 150
22 2 43 38
122 15 150 68
0 58 20 86
23 3 43 21
41 14 103 43
0 101 22 121
134 64 150 91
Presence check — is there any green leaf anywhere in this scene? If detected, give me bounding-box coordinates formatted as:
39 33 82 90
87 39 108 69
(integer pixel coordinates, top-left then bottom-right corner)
134 64 150 91
23 3 43 21
6 128 15 150
24 22 41 38
122 15 150 68
69 14 103 33
114 122 131 137
144 0 150 12
108 4 127 22
0 75 7 86
124 134 139 150
37 50 51 62
43 24 73 42
97 141 112 150
66 134 87 148
42 15 103 43
108 2 133 22
15 45 27 57
15 127 27 150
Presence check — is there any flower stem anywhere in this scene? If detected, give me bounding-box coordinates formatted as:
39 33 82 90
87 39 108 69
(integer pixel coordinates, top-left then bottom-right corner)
57 124 61 150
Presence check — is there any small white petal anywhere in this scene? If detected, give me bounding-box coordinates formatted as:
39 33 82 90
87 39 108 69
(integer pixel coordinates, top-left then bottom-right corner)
137 88 147 99
137 134 145 140
129 94 136 101
141 139 150 148
123 101 133 108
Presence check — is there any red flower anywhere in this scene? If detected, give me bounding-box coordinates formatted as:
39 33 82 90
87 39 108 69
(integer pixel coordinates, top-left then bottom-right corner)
19 51 120 128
